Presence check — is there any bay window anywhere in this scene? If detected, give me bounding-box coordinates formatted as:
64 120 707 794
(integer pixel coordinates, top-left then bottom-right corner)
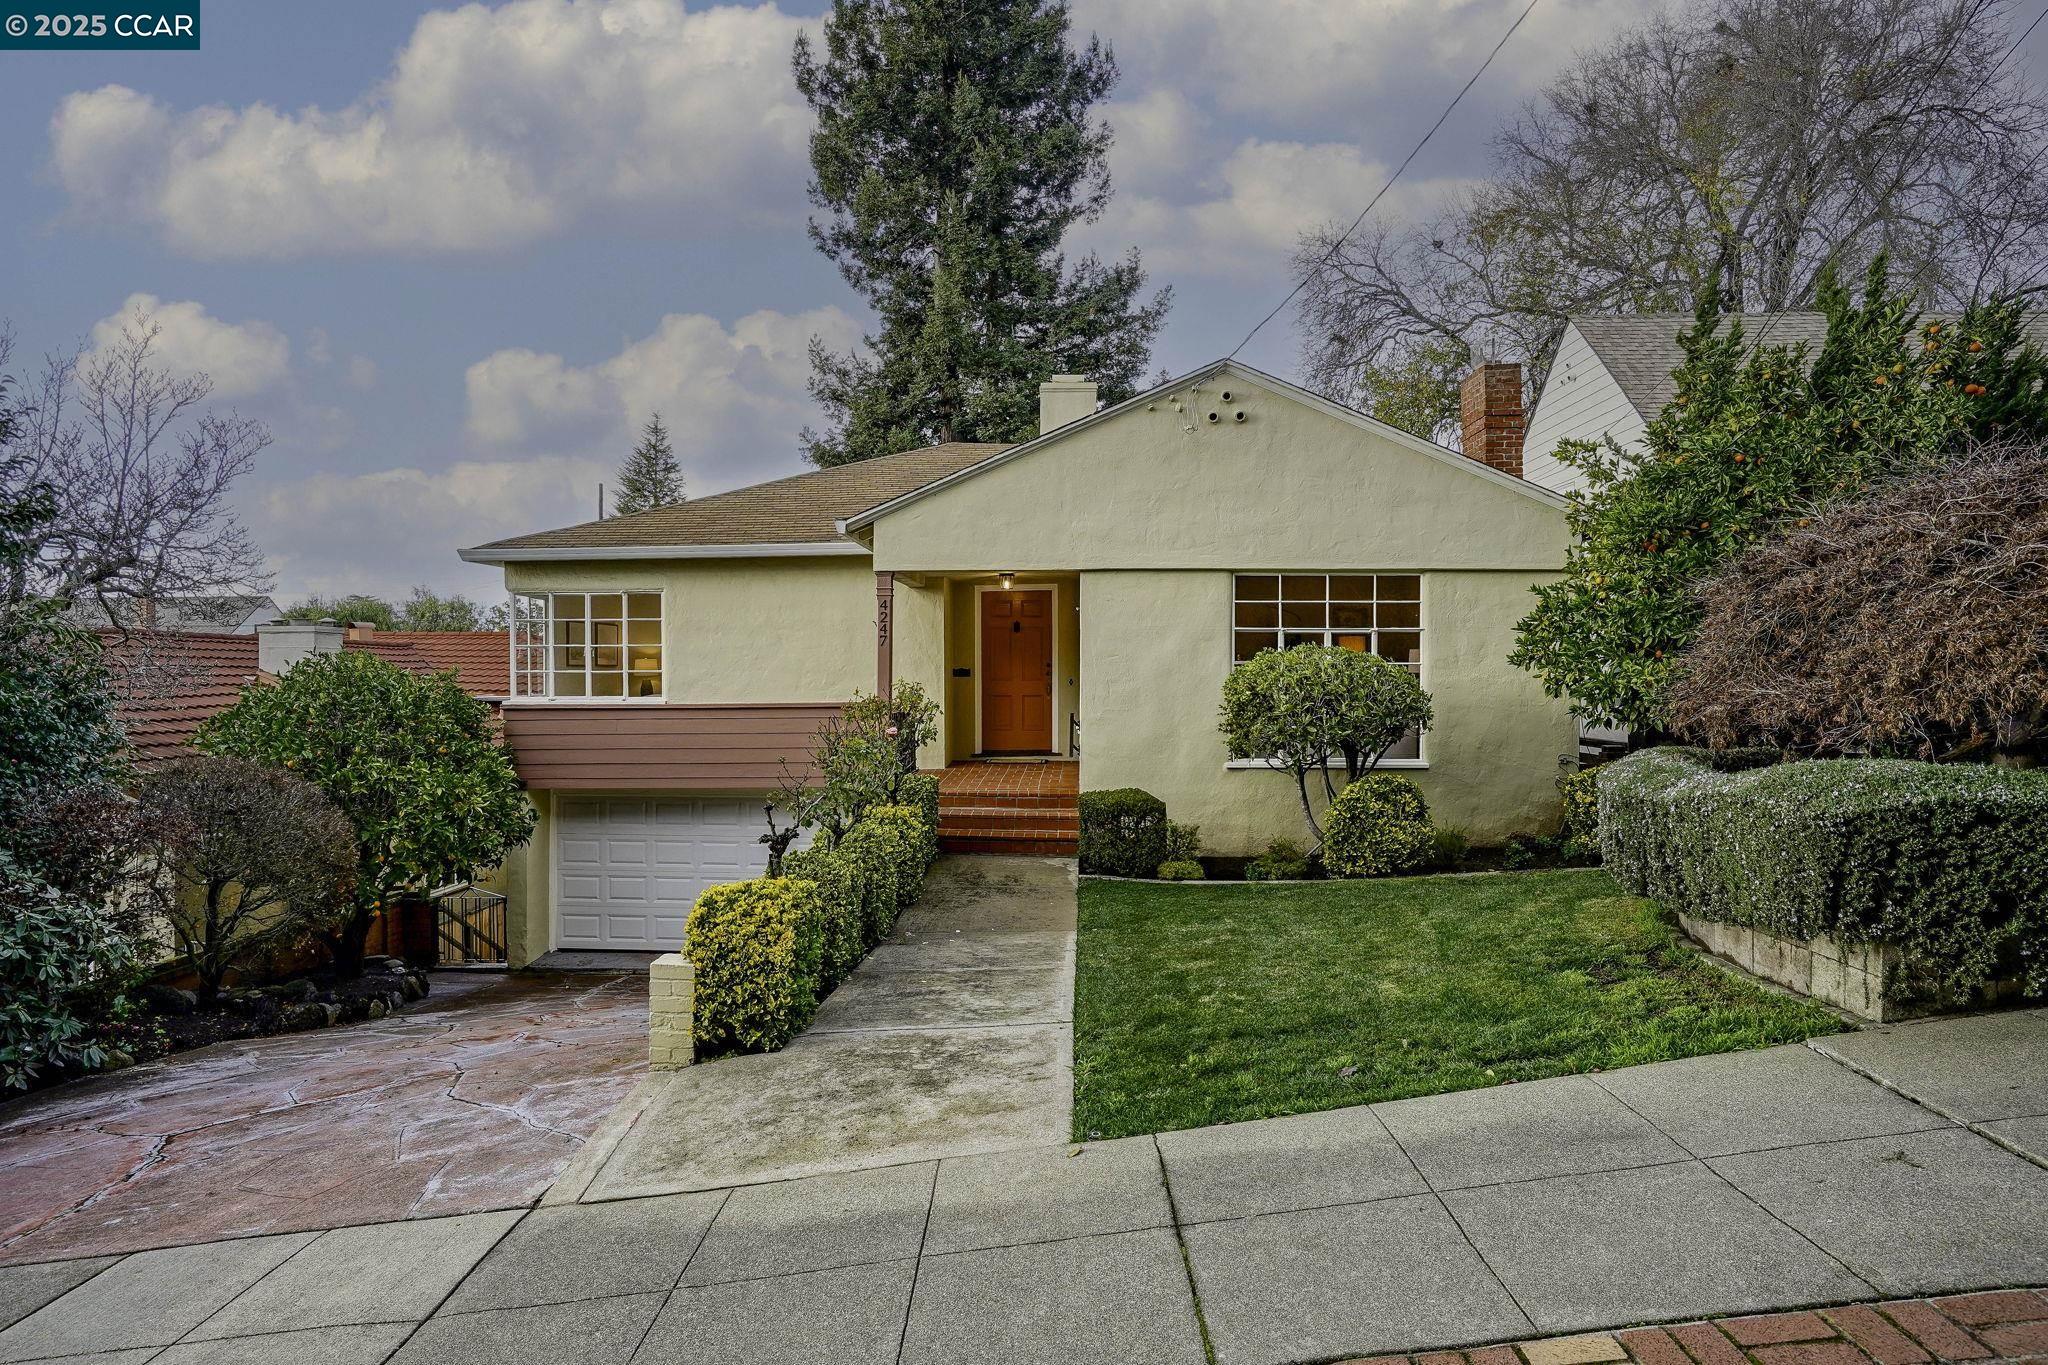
1232 573 1424 762
510 591 663 700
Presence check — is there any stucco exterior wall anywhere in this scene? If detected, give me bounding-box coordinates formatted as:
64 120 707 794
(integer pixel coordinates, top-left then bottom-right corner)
870 371 1568 574
894 576 948 769
504 791 552 969
505 556 875 703
1077 568 1572 854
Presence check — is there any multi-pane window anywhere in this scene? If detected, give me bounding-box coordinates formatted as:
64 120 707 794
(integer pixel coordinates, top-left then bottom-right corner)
510 592 663 699
1232 573 1424 760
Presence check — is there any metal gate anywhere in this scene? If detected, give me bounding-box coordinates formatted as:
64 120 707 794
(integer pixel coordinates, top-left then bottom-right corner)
432 883 509 967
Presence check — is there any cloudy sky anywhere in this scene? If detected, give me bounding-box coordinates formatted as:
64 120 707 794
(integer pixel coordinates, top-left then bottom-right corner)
5 0 2040 605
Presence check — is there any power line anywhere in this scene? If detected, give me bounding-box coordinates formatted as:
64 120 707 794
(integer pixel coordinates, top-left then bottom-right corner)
1226 0 1544 359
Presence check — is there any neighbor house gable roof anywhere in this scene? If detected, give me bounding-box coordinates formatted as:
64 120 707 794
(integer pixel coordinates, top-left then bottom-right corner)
345 630 511 698
840 358 1568 534
1567 310 2048 423
459 442 1009 563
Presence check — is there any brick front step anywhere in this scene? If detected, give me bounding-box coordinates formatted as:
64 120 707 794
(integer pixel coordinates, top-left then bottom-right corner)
938 808 1080 834
936 791 1077 811
938 835 1078 856
1345 1289 2048 1365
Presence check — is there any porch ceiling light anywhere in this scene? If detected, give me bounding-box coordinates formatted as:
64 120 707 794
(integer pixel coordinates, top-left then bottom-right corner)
999 572 1015 589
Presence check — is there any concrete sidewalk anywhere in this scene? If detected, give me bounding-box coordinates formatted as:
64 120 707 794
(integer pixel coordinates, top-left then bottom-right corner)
1 1007 2042 1365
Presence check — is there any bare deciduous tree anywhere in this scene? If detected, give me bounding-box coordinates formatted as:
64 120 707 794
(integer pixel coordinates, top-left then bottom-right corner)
1 307 272 620
1296 0 2048 430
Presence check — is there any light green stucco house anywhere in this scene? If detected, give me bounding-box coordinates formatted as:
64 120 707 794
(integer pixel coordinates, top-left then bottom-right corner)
461 360 1574 964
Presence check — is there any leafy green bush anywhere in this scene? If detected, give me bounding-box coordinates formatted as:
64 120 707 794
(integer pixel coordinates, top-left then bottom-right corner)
1558 767 1600 855
862 804 930 887
1429 826 1470 870
1321 775 1434 878
780 843 864 989
1163 821 1202 863
1155 859 1205 881
686 877 827 1054
837 811 921 942
1 851 139 1089
1246 838 1312 881
1601 747 2048 996
1078 788 1167 876
897 772 941 866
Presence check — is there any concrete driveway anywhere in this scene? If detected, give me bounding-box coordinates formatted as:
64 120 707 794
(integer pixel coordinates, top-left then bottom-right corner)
0 972 648 1267
555 856 1077 1201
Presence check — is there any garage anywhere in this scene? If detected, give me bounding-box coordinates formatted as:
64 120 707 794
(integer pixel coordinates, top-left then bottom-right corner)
553 794 769 950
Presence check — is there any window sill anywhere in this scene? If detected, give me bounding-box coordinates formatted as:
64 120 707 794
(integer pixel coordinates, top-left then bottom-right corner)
1224 758 1429 771
502 696 668 706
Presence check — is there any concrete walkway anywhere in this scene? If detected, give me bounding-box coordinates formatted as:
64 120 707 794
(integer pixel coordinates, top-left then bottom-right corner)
551 856 1077 1201
0 973 647 1267
2 1005 2042 1365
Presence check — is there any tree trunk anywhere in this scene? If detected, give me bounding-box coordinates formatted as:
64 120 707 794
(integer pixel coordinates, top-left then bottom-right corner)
332 904 376 979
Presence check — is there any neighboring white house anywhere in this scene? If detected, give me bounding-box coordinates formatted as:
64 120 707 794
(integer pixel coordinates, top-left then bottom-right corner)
65 593 283 634
1521 313 1839 493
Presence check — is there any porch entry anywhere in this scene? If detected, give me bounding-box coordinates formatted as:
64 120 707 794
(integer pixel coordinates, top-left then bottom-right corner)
978 587 1055 754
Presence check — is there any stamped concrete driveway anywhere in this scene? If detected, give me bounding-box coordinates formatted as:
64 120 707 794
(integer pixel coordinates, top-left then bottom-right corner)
0 972 648 1267
555 856 1076 1201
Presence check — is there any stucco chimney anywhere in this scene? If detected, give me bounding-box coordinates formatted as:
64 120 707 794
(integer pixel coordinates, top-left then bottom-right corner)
1459 362 1525 478
1038 374 1097 435
257 619 344 676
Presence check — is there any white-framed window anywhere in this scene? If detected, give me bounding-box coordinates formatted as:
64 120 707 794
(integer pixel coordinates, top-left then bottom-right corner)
1231 573 1424 763
510 591 663 700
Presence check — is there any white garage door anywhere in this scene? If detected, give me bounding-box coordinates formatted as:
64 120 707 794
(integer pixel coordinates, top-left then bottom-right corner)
554 795 768 950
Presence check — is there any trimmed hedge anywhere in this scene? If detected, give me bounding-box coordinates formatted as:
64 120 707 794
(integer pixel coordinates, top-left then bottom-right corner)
690 800 939 1055
898 773 941 867
1321 774 1433 878
1079 788 1167 877
1557 767 1600 853
1601 747 2048 996
685 877 826 1054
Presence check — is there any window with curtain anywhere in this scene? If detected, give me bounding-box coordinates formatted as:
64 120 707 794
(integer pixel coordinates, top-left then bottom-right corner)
510 591 663 699
1232 573 1424 761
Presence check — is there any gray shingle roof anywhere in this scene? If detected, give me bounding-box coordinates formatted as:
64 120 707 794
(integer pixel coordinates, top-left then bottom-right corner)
465 442 1011 556
1571 311 2048 421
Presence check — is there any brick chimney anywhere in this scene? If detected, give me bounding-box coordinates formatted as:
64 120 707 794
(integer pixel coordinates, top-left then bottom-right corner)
1038 374 1097 435
1459 362 1525 478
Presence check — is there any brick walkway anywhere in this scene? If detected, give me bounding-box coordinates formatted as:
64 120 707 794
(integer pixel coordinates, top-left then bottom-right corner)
931 759 1079 798
1357 1290 2048 1365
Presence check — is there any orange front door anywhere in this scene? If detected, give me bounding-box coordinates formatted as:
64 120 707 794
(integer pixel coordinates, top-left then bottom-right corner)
980 589 1053 753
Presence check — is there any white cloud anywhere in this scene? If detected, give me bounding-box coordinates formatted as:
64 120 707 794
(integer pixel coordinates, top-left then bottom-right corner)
1089 137 1468 281
49 0 812 258
256 455 610 601
89 293 292 399
464 305 862 490
1078 0 1640 125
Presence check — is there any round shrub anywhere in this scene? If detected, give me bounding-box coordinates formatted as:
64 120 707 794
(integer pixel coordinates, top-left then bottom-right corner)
781 844 864 989
0 852 139 1089
1078 788 1167 877
1245 838 1312 881
1321 774 1434 878
1156 859 1205 881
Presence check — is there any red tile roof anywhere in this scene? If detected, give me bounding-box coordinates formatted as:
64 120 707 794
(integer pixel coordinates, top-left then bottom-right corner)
96 630 262 765
345 631 510 698
97 628 512 765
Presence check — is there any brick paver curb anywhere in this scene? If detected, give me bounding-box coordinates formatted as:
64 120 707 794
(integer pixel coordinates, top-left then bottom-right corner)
1343 1290 2048 1365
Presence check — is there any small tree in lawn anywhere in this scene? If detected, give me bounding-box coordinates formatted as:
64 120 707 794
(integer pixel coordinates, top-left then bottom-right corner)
137 757 358 1003
765 682 941 864
1219 645 1433 851
614 414 684 516
197 651 535 977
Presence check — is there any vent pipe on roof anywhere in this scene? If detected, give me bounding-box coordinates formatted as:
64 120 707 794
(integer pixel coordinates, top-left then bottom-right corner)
1038 374 1097 435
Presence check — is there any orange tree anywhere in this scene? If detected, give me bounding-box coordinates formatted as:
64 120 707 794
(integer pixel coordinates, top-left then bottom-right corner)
198 651 534 976
1511 259 2048 733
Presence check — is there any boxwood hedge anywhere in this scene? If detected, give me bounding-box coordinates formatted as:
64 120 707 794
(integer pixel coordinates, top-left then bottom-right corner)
1600 747 2048 995
1079 788 1167 877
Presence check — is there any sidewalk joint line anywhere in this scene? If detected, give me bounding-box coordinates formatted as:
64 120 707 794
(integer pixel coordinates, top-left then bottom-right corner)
1805 1037 2048 1174
1152 1133 1219 1365
891 1160 940 1365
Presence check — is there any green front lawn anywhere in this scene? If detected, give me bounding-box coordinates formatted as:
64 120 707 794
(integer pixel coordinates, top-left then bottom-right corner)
1072 869 1844 1140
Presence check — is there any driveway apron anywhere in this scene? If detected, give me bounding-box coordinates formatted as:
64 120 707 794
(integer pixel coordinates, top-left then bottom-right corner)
561 856 1077 1201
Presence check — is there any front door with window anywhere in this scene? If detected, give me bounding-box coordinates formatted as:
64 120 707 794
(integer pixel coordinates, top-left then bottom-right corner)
980 589 1053 753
